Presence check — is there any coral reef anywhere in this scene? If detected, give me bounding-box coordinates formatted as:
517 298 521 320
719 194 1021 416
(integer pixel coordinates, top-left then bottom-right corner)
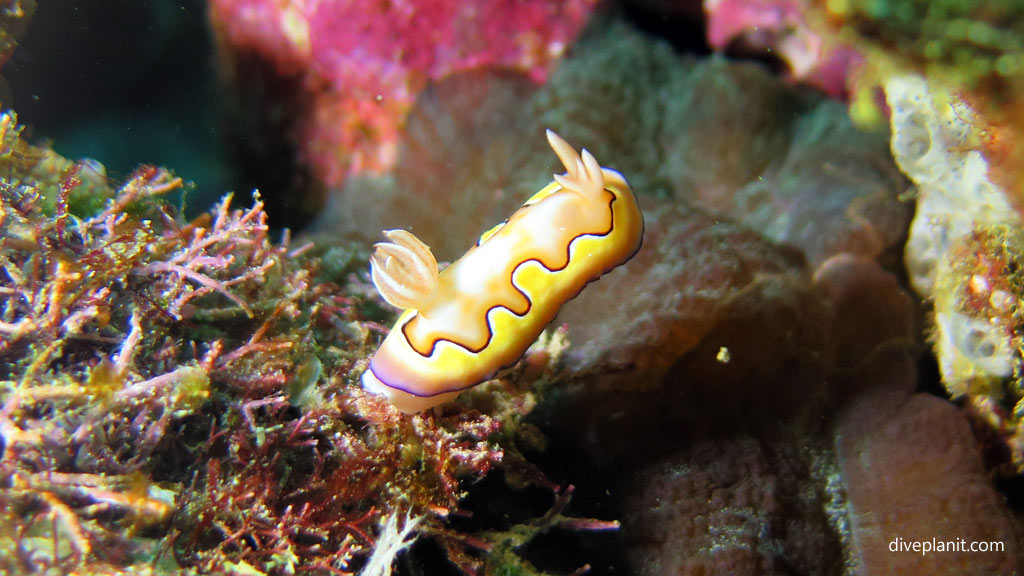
836 390 1020 575
306 16 1023 573
886 74 1018 297
316 16 1024 574
549 199 817 462
622 435 841 575
320 25 910 461
208 0 596 190
886 74 1024 472
703 0 861 98
0 109 222 572
706 0 1024 208
322 20 908 271
821 0 1024 88
721 0 1024 493
619 253 1021 575
5 1 1024 574
817 0 1024 205
0 109 610 575
664 62 908 267
933 225 1024 474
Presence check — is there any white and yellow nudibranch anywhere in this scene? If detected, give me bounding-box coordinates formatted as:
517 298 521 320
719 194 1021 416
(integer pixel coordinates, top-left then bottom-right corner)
362 130 644 413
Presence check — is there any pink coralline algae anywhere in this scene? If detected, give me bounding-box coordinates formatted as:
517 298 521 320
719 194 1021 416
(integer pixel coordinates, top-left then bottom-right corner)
321 23 908 271
208 0 596 187
704 0 861 99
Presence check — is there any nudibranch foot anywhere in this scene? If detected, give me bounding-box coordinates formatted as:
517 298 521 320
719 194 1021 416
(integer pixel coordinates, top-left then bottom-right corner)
369 229 439 310
361 366 460 414
360 364 460 409
362 129 644 413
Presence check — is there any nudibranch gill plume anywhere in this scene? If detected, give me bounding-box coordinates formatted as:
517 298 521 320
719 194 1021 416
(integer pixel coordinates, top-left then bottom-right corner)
362 130 644 413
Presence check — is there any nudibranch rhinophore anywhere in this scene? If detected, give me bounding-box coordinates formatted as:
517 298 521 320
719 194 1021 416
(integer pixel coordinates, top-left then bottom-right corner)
362 130 644 413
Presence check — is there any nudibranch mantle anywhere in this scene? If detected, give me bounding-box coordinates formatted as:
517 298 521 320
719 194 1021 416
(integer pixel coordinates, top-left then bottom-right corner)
362 130 644 413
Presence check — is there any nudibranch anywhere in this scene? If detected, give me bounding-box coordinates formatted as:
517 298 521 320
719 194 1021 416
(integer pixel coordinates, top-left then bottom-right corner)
362 130 644 413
